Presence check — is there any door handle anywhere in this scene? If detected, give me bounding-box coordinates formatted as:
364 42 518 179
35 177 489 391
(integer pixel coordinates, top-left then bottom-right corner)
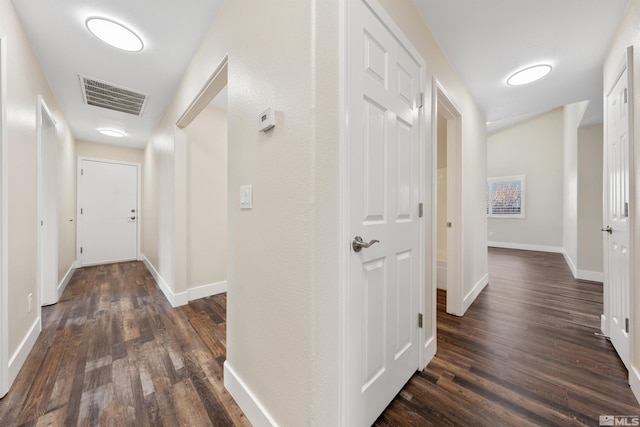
602 226 612 234
352 236 380 253
129 216 136 220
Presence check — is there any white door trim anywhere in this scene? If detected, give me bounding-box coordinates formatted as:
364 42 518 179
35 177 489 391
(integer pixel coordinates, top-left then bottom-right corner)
37 95 58 308
76 157 142 265
432 81 463 316
341 0 426 423
176 55 228 129
603 46 634 369
0 26 8 398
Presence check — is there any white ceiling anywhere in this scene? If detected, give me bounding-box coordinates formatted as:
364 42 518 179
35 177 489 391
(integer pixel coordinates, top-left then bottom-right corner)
411 0 629 133
12 1 630 146
12 0 224 148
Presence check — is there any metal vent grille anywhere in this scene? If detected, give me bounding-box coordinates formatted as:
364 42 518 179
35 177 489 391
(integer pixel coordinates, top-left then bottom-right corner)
79 75 147 116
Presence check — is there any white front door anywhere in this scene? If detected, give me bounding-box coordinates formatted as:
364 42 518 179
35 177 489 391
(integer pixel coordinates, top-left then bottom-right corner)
78 159 139 266
604 50 632 369
346 0 422 425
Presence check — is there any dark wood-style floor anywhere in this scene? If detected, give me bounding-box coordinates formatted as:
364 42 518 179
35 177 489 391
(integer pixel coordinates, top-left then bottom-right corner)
1 249 639 426
0 262 249 426
376 248 640 426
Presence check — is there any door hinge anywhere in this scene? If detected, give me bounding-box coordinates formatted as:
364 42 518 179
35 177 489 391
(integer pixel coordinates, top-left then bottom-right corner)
446 221 452 228
418 313 423 328
40 220 43 226
626 318 630 334
81 168 84 176
624 88 628 104
80 208 83 215
80 247 83 254
416 92 424 109
418 202 423 218
625 202 629 218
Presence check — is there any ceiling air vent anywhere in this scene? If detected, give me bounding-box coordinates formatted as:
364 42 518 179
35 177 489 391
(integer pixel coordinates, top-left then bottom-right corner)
79 74 147 116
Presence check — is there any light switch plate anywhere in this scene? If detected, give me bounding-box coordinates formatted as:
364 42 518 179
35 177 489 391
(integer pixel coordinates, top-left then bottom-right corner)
240 185 252 209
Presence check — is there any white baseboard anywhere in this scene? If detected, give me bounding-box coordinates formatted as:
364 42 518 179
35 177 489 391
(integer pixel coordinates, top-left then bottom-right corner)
463 273 489 313
58 261 77 298
630 365 640 406
576 270 603 283
224 361 279 427
8 317 40 386
562 250 578 279
488 241 564 253
140 254 188 307
188 280 227 301
601 314 608 336
488 243 598 282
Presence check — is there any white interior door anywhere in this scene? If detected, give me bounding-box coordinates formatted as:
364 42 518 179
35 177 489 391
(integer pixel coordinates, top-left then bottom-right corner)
604 50 632 370
38 98 58 306
0 32 7 398
78 159 139 266
347 1 422 424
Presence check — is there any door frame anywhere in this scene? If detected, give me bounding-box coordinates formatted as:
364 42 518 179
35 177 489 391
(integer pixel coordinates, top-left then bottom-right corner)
175 55 228 297
0 26 8 398
37 96 58 307
340 0 427 423
76 157 142 266
432 81 463 316
602 46 634 369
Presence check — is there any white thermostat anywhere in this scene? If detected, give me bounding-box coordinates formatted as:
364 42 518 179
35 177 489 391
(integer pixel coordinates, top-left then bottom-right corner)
258 107 276 132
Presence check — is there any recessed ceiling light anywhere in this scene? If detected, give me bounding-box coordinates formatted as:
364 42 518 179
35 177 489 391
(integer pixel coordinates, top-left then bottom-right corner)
86 18 143 52
98 128 125 138
507 64 552 86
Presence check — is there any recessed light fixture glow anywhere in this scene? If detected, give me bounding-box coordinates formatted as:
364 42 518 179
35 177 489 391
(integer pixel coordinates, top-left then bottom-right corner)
98 128 125 138
86 17 143 52
507 64 552 86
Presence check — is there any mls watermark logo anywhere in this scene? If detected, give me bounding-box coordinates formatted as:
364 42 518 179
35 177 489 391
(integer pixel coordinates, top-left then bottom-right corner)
600 415 640 426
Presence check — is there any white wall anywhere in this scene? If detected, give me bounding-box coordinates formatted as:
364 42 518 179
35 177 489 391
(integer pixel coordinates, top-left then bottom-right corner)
487 108 564 249
577 124 604 278
143 1 318 424
184 106 227 290
76 139 144 164
0 1 76 391
487 102 602 281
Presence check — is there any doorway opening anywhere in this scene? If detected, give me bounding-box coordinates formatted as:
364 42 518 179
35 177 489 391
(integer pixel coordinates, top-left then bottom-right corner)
37 96 58 307
433 82 463 316
175 55 228 301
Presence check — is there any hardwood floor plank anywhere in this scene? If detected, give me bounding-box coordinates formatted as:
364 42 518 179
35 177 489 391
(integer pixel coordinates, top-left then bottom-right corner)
4 249 637 426
0 261 246 426
376 248 640 426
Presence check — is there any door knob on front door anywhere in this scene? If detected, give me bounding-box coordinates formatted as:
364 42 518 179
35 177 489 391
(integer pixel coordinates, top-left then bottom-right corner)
602 226 613 234
352 236 380 253
129 216 136 220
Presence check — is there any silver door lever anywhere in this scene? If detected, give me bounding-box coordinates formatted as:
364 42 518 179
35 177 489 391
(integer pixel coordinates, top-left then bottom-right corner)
352 236 380 252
